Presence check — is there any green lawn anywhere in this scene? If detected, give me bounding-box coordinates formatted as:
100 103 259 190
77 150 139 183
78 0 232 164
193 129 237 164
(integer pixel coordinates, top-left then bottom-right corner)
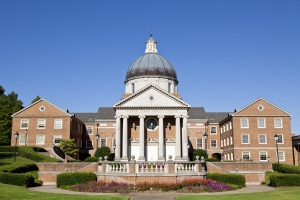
0 183 129 200
175 187 300 200
0 152 34 164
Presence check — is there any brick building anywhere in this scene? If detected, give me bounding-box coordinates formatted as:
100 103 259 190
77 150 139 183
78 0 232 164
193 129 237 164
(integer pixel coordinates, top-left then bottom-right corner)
11 35 295 164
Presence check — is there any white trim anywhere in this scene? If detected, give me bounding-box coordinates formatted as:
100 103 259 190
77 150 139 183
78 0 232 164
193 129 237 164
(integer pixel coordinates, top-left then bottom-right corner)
240 119 249 128
100 138 107 147
210 139 217 148
274 118 283 128
53 135 62 145
259 151 268 161
54 119 63 129
37 119 46 129
242 151 251 160
210 126 217 134
36 135 45 145
241 134 250 144
20 119 29 129
257 118 266 128
87 126 93 135
278 151 285 161
258 134 267 144
277 134 284 144
86 140 93 148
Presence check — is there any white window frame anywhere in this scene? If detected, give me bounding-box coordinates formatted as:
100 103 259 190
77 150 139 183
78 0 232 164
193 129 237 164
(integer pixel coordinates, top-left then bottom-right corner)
53 135 62 145
210 126 217 134
226 124 229 131
278 151 285 161
210 139 217 148
259 151 268 161
258 118 266 128
240 119 249 128
19 135 26 145
37 119 46 129
87 126 93 135
230 136 233 145
221 140 223 147
20 119 29 129
231 153 234 160
54 119 62 129
241 134 249 144
258 134 267 144
229 122 232 130
196 138 203 149
277 134 284 144
242 151 250 160
86 140 93 148
36 135 45 145
224 138 226 146
274 118 282 128
220 127 223 134
100 138 106 147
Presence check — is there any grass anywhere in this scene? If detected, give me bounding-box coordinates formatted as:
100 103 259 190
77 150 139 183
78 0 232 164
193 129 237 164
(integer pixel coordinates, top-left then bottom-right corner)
0 183 129 200
0 153 34 164
175 187 300 200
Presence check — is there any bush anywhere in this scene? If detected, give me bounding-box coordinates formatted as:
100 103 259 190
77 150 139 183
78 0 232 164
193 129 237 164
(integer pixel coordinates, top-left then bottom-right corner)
57 172 97 188
269 174 300 187
207 173 246 188
272 163 300 174
0 146 17 153
0 172 34 187
0 162 38 173
68 159 81 162
206 158 220 162
94 146 111 160
18 146 60 162
192 149 208 161
84 156 99 162
264 171 281 185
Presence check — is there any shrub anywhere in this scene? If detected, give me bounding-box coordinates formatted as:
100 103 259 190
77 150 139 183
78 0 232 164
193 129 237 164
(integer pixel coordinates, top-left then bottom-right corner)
207 173 245 188
192 149 208 161
0 172 34 187
56 172 97 188
206 158 220 162
0 162 38 173
0 146 17 152
272 163 300 174
18 146 60 162
94 146 111 160
68 159 81 162
269 174 300 187
265 171 281 185
84 156 99 162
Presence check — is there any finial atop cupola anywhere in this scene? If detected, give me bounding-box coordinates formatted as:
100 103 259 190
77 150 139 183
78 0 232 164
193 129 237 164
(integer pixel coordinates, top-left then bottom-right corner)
145 34 158 53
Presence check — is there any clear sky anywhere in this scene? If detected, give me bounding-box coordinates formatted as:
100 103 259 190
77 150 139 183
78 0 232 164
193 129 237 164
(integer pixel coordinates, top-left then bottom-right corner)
1 0 299 135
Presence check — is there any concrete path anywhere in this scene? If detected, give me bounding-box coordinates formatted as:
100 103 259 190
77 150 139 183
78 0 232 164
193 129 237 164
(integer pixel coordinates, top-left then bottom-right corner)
28 185 275 200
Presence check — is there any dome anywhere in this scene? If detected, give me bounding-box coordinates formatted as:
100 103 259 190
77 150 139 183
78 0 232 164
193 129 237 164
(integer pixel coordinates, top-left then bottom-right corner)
125 35 178 83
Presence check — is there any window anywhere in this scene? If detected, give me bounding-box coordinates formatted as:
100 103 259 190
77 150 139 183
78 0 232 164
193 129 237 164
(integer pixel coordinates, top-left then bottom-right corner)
132 83 135 93
36 135 45 145
226 124 229 131
258 119 266 128
210 140 217 148
230 136 233 145
86 140 93 148
224 139 226 146
210 126 217 134
168 82 171 93
231 153 234 160
229 122 232 130
274 118 282 128
242 152 250 160
241 134 249 144
227 138 229 146
100 138 106 147
19 135 26 145
54 119 62 129
259 152 267 161
221 140 223 147
87 127 93 135
196 138 203 149
277 134 284 144
220 127 222 134
20 119 28 129
240 119 249 128
37 119 46 129
278 151 285 161
223 126 225 132
258 134 266 144
224 154 227 160
54 135 62 144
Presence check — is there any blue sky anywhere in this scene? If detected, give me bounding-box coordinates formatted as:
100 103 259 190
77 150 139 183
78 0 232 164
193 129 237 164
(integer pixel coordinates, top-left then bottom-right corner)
1 1 299 134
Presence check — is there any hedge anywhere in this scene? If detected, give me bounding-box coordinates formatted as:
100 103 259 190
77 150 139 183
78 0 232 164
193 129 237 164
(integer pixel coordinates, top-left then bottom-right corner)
0 162 38 173
0 146 17 153
0 172 34 187
272 163 300 174
57 172 97 188
269 174 300 187
84 156 99 162
18 146 60 162
207 173 246 187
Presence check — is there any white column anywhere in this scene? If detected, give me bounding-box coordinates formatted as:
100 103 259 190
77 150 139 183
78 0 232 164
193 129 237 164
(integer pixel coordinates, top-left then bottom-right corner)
175 115 181 160
121 115 129 161
115 115 121 160
138 115 145 161
158 115 165 161
182 115 189 161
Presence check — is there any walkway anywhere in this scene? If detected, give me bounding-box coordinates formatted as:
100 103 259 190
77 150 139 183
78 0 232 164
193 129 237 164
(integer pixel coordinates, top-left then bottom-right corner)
28 185 275 200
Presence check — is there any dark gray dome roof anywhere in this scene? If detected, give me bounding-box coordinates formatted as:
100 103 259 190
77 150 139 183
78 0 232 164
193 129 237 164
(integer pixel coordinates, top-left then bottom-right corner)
125 53 178 83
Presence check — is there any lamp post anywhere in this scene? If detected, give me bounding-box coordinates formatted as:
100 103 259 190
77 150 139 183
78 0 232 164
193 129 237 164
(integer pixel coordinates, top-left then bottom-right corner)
203 132 208 151
95 123 99 149
113 142 116 161
14 132 19 162
274 134 279 164
25 129 28 146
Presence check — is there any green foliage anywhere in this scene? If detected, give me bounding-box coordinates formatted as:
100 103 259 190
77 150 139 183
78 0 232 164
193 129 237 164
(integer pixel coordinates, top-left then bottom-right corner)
60 139 79 156
206 158 220 162
56 172 97 188
0 86 23 146
18 146 60 162
0 172 34 187
207 173 246 188
0 146 17 152
192 149 208 161
265 171 281 185
94 146 111 160
68 159 81 162
84 156 99 162
272 163 300 174
31 95 41 104
269 174 300 187
0 162 38 173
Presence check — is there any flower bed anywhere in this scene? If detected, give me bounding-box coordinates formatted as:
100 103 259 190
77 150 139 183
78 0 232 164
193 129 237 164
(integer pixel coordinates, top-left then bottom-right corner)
69 178 234 193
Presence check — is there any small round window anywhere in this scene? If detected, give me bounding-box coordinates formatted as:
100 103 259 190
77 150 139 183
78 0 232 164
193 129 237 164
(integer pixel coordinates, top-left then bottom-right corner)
258 105 264 111
40 106 45 111
149 95 155 101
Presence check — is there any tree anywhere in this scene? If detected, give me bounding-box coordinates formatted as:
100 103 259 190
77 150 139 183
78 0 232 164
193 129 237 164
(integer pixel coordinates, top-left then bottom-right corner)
192 149 208 161
59 139 79 156
95 146 111 160
0 86 23 146
31 95 41 104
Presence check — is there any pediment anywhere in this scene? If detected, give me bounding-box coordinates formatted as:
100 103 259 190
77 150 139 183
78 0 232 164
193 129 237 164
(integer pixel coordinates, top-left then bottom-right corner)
113 84 190 109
